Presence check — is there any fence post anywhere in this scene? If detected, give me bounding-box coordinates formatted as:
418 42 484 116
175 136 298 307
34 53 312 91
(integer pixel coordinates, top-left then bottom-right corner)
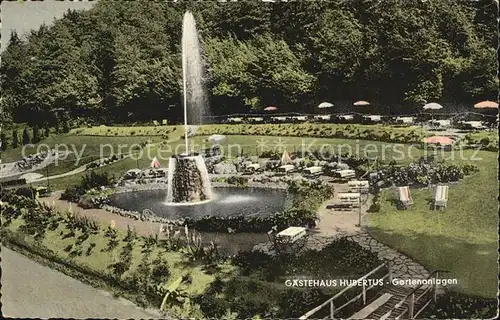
409 293 415 319
330 301 335 319
433 271 439 302
362 282 366 304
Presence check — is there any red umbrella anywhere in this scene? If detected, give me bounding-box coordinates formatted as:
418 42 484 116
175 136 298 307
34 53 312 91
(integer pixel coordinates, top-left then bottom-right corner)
353 101 370 106
474 100 498 109
423 136 454 145
150 157 161 168
264 106 278 111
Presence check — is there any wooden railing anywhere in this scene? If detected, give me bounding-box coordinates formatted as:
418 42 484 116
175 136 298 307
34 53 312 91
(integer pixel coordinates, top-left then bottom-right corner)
299 261 393 320
380 269 450 320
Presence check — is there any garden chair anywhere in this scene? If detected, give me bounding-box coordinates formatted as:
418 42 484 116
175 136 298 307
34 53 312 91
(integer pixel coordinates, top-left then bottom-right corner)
398 186 413 209
433 185 449 210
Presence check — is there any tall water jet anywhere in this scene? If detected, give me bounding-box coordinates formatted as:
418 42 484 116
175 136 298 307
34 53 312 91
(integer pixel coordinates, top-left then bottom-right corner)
181 11 210 151
165 11 212 204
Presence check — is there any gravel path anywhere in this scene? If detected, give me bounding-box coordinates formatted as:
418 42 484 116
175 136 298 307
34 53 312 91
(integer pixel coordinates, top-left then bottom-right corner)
1 246 162 319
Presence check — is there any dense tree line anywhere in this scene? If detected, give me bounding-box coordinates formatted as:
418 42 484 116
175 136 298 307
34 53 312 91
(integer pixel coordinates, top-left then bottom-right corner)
0 0 497 127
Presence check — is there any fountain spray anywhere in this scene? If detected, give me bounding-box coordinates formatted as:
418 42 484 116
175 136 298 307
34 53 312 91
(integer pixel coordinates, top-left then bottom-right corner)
182 46 188 154
165 12 213 204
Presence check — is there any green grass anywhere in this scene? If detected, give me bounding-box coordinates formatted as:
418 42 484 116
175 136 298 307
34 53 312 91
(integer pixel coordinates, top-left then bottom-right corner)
2 135 168 181
368 150 498 298
1 135 162 162
4 215 225 297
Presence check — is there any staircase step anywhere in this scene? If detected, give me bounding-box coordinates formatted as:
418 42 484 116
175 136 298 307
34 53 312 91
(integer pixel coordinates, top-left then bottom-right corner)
349 293 393 319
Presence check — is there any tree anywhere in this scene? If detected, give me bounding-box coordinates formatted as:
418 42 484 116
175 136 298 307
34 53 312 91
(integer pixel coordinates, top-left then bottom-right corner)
32 125 40 143
44 124 50 137
0 0 496 121
22 128 30 145
0 132 8 151
12 129 19 148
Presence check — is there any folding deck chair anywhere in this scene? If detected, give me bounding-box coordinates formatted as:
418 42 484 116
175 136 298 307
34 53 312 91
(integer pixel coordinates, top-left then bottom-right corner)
434 185 449 210
398 186 413 209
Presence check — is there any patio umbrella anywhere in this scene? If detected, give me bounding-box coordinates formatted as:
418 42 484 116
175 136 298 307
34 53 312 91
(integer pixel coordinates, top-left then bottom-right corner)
264 106 278 111
474 100 498 109
317 102 334 109
422 103 443 122
150 157 161 168
423 136 454 145
423 102 443 110
280 150 293 165
353 101 370 106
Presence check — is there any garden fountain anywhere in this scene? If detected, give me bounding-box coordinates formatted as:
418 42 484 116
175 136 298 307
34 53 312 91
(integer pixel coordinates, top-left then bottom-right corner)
165 11 212 204
111 12 289 219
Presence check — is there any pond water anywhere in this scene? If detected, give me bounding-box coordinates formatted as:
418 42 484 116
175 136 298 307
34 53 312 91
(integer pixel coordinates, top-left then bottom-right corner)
108 187 288 220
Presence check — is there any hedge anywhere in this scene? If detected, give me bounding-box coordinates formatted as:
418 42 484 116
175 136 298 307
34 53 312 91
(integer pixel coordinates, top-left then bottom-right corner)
194 123 424 144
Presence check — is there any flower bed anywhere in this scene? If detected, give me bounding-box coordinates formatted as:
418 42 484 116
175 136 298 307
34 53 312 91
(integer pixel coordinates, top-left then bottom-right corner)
85 154 125 170
375 159 479 188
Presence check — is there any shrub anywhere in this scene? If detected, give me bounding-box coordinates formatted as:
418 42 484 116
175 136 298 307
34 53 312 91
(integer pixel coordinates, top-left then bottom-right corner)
61 185 86 202
14 187 36 198
32 125 40 143
0 132 9 150
12 129 19 148
232 251 274 276
226 176 248 187
367 202 380 213
62 172 114 202
22 127 30 145
151 257 170 283
420 292 497 319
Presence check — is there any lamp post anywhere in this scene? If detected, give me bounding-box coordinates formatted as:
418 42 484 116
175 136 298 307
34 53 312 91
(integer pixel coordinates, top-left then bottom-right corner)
357 194 362 227
46 165 50 190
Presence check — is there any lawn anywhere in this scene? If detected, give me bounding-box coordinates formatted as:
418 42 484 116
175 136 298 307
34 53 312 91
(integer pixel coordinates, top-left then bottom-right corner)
367 149 498 298
3 215 224 299
2 135 167 180
33 142 186 190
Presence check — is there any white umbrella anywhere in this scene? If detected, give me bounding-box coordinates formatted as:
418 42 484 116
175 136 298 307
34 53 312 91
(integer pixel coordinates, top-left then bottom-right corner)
423 102 443 110
317 102 334 109
208 134 226 144
353 100 370 106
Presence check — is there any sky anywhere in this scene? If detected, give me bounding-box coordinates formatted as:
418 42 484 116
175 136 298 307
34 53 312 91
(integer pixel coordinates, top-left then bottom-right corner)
1 0 96 52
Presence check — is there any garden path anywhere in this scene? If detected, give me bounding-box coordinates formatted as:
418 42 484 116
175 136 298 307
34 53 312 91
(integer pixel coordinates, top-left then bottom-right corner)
309 182 431 281
1 246 161 318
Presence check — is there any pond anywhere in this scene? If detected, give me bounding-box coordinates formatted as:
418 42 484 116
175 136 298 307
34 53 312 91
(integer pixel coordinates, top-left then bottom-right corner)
108 187 289 220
